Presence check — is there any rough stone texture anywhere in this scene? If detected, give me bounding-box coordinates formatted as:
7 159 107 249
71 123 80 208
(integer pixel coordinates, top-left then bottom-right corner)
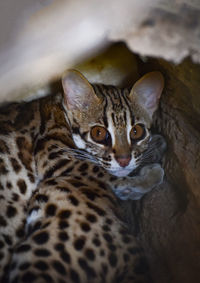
134 58 200 283
1 0 200 100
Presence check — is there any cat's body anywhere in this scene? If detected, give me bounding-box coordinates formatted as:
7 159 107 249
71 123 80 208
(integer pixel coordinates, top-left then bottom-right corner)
0 70 165 282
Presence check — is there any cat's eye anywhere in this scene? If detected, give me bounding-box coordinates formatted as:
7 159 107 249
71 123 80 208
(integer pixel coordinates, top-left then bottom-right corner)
90 126 111 145
130 124 145 141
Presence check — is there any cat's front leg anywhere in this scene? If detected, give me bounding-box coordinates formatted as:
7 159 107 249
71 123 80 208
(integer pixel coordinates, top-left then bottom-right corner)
110 163 164 200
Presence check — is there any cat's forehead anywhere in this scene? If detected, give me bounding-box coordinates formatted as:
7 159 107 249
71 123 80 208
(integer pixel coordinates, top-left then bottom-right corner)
93 84 130 111
92 84 133 127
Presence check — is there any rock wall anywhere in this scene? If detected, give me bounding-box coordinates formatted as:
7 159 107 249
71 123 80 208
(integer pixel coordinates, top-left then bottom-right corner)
135 58 200 283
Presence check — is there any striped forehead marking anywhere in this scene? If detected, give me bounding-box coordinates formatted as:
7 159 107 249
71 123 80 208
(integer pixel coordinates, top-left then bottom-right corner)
92 84 134 146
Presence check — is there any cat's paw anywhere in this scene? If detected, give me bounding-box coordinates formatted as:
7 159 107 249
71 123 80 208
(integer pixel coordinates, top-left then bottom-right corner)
114 163 164 201
115 187 145 201
139 163 164 186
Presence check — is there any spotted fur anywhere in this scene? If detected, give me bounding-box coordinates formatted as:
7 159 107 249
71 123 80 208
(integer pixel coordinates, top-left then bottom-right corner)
0 70 166 282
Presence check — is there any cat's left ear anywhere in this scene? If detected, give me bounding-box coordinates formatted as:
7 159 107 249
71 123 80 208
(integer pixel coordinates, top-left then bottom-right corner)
62 69 101 110
130 72 164 119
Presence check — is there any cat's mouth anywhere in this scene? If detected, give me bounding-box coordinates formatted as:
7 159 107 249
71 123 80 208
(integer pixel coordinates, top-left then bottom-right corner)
108 168 134 177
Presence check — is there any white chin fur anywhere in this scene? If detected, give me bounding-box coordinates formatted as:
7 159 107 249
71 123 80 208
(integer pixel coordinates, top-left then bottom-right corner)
108 157 136 177
108 168 133 177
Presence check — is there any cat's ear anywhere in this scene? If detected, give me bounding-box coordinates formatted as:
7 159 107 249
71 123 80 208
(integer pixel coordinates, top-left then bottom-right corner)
130 72 164 119
62 69 101 110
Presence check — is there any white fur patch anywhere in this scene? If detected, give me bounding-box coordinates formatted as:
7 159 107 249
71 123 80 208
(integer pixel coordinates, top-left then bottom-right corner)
26 209 42 226
73 134 86 149
108 155 136 177
107 113 115 145
126 110 132 145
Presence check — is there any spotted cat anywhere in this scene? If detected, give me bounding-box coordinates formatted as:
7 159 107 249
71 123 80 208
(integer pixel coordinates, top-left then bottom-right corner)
0 70 165 282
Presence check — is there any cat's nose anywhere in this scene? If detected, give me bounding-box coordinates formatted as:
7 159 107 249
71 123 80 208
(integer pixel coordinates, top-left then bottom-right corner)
116 155 131 167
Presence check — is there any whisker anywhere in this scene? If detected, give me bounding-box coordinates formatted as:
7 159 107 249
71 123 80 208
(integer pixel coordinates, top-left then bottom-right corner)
51 146 101 165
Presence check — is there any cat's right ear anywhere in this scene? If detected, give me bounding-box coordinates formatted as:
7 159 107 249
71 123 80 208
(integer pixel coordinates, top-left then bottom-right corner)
62 69 101 110
129 71 164 120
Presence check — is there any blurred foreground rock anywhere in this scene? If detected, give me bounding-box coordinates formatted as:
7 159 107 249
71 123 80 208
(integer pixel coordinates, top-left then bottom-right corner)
0 0 200 100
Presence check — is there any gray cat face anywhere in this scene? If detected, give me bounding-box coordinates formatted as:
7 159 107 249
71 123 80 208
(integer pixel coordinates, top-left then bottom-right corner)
62 70 164 177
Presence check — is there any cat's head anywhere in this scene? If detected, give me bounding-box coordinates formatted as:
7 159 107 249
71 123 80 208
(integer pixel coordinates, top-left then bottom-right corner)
62 69 164 177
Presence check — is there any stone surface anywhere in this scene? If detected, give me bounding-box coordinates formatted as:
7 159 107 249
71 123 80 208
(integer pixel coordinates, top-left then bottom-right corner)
133 57 200 283
1 0 200 100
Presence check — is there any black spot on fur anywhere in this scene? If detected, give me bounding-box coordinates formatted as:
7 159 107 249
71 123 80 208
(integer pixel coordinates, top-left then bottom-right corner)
28 173 35 183
102 225 110 232
103 233 113 243
74 237 85 251
46 204 57 216
58 231 69 242
80 222 91 232
108 253 118 267
60 250 71 264
34 260 48 271
44 159 70 179
19 262 31 270
0 162 8 175
40 273 53 282
3 234 12 245
86 213 97 223
34 248 51 257
68 180 86 188
35 194 48 203
108 244 116 252
70 268 80 283
54 243 65 251
86 202 106 216
85 249 95 261
68 195 79 206
17 179 27 194
6 182 12 189
78 258 96 279
33 231 49 245
12 193 19 201
0 139 10 154
45 179 57 186
6 205 17 218
97 172 104 178
61 166 74 176
48 151 62 160
27 220 42 236
58 209 71 219
0 240 4 249
92 238 101 247
0 215 7 227
79 163 89 172
92 166 99 173
10 158 22 173
21 271 36 282
16 244 31 253
52 260 67 275
58 220 69 229
81 189 99 201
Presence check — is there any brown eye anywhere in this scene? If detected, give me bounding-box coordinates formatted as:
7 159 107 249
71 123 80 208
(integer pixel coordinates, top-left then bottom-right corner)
130 124 145 141
91 126 110 145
